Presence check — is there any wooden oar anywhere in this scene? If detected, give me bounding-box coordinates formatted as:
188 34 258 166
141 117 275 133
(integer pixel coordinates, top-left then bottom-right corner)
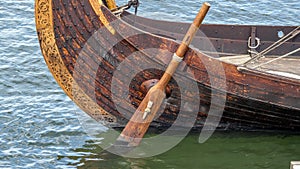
117 2 211 147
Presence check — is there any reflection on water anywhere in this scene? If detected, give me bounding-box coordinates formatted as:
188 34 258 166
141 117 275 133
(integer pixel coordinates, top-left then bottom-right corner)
61 132 300 169
0 0 299 168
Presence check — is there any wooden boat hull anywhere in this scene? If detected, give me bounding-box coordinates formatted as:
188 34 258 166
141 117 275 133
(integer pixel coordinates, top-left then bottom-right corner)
35 0 300 132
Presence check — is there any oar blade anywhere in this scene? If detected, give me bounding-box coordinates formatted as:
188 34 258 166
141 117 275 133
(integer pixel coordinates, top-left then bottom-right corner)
117 87 166 146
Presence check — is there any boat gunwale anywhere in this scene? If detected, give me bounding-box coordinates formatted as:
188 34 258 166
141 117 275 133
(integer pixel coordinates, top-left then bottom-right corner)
34 0 300 131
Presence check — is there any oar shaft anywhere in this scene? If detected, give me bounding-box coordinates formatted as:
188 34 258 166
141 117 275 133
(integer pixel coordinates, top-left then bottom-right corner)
158 2 210 88
176 2 210 57
117 2 211 147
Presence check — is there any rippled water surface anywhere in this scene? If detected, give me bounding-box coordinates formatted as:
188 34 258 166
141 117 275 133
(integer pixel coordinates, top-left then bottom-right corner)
0 0 299 168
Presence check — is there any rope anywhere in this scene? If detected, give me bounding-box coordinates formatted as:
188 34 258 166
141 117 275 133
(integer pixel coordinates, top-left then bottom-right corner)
244 26 300 65
252 47 300 69
111 0 139 15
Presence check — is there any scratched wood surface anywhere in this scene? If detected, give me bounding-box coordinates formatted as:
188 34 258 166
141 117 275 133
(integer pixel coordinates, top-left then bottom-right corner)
35 0 300 132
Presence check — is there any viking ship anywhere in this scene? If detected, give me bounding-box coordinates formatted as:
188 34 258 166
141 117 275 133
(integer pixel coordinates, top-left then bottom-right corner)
35 0 300 132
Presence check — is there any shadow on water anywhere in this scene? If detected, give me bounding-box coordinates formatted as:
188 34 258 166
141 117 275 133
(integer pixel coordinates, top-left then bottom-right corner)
59 132 300 169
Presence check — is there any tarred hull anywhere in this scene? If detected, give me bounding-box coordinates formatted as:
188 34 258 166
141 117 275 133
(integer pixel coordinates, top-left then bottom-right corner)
35 0 300 132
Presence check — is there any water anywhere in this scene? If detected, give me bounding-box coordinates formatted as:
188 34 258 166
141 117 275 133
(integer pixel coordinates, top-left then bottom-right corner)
0 0 299 168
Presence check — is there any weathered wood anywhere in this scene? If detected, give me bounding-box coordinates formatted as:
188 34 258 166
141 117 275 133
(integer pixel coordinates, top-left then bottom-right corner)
118 3 210 146
35 0 300 133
